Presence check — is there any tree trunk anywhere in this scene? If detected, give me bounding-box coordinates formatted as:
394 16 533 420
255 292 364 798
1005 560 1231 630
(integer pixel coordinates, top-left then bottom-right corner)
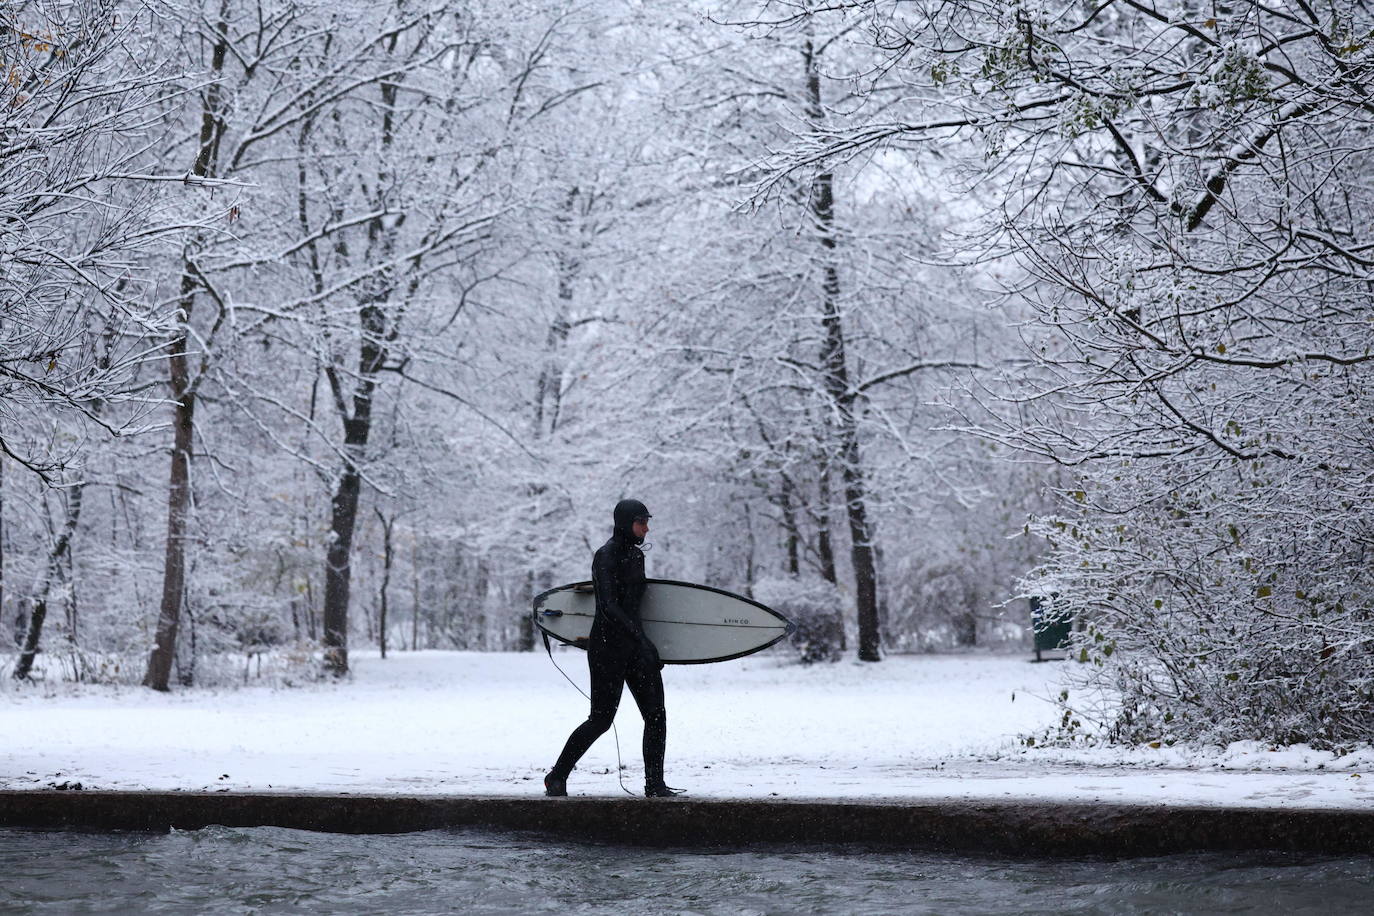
177 593 196 687
320 216 393 677
376 508 394 659
304 578 317 641
473 559 489 651
411 543 421 651
778 473 801 576
815 463 837 586
320 29 408 674
143 271 201 691
837 426 880 661
743 501 756 598
142 11 228 690
62 549 79 662
14 484 85 680
519 570 537 652
15 599 48 680
804 37 881 662
322 418 369 676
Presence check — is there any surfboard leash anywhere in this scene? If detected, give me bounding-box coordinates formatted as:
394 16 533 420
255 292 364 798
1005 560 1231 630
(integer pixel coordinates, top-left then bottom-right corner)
541 631 637 798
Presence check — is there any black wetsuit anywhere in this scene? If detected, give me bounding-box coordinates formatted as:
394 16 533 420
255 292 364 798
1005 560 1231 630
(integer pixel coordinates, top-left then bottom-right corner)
549 508 667 786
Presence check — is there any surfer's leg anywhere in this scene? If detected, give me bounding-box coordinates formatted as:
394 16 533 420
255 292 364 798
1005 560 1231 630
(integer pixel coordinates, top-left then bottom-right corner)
625 660 668 788
549 646 627 782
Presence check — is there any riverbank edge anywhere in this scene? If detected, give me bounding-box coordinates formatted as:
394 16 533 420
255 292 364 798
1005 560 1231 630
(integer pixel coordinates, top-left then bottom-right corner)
2 791 1373 856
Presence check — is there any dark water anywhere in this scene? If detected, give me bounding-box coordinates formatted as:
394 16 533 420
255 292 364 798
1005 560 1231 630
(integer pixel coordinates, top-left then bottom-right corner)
1 826 1371 915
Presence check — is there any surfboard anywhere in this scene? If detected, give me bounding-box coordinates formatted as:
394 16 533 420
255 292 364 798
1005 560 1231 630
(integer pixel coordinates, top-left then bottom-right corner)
532 579 793 665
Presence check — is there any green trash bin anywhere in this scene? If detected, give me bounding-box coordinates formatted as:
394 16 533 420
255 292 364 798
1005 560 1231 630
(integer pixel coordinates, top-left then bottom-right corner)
1030 595 1071 662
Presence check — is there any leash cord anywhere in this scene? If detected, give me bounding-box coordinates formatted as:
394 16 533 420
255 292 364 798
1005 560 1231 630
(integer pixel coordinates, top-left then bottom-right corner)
543 633 636 798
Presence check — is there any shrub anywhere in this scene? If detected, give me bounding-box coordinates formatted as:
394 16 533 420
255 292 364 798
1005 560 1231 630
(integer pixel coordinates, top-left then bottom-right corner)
753 575 845 664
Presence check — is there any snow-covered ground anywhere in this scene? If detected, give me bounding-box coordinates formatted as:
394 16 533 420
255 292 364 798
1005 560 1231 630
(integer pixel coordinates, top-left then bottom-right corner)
3 650 1371 809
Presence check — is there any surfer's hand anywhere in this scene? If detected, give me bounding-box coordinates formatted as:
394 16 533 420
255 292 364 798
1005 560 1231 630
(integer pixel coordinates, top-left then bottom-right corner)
639 638 662 670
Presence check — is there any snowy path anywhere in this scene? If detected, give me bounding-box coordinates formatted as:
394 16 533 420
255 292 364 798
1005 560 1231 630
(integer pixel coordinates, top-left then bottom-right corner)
2 651 1370 809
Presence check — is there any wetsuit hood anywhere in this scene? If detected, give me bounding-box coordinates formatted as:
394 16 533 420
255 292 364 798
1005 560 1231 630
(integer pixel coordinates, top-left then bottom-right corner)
613 498 652 545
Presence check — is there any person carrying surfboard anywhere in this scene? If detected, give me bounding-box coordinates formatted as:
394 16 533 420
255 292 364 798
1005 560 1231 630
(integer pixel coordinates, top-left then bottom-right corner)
545 498 683 798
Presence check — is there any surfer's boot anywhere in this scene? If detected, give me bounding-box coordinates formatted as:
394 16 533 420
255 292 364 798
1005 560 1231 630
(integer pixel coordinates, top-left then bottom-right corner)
644 782 685 798
544 773 568 797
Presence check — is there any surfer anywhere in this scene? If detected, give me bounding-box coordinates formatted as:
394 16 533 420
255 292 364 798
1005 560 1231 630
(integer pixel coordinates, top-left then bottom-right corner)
545 498 683 798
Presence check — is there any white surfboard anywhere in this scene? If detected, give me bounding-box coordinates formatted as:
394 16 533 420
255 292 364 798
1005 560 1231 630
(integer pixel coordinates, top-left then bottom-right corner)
532 579 793 664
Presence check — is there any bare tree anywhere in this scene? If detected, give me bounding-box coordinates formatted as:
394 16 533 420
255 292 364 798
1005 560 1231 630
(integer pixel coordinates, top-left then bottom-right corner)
635 3 1005 658
12 478 85 679
1 2 183 475
789 0 1374 743
142 1 454 687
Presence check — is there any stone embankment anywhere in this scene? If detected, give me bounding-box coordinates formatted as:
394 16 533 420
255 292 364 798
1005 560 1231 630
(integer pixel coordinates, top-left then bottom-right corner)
3 791 1373 856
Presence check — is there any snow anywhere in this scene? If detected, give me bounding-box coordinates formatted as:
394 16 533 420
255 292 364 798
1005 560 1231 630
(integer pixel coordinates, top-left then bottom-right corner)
2 650 1371 809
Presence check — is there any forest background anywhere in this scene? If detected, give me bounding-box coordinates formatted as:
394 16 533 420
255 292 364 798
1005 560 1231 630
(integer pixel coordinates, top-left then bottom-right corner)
2 0 1370 751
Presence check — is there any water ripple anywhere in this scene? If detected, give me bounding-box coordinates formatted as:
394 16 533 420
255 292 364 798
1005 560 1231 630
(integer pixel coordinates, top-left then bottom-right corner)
1 827 1370 915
